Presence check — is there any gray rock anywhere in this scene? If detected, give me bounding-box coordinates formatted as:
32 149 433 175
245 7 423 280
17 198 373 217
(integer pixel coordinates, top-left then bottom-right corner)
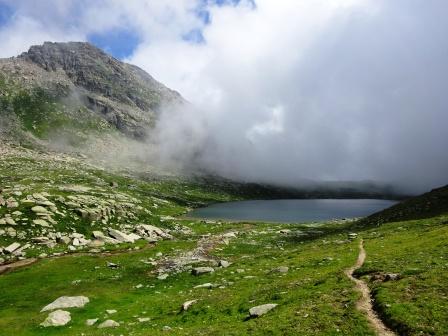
12 243 30 256
157 273 169 280
40 310 71 327
182 299 197 311
92 231 120 244
98 319 120 328
108 228 134 243
271 266 289 273
33 219 50 227
4 242 20 254
219 260 230 268
192 267 215 276
194 283 216 289
86 318 98 326
249 303 278 317
31 206 48 213
5 218 16 225
41 296 89 312
136 224 173 240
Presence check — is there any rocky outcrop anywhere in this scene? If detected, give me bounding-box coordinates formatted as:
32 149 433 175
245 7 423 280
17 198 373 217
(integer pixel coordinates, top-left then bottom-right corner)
0 41 185 139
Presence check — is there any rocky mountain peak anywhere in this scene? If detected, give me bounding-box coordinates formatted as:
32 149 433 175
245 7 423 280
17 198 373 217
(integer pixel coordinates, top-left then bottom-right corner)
1 41 185 140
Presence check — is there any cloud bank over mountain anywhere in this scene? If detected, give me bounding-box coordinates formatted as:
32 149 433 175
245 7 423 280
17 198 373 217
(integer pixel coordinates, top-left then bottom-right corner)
1 0 447 193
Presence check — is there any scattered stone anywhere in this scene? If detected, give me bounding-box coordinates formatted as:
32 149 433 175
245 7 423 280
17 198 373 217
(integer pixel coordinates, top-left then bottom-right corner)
136 224 173 240
92 231 119 244
127 233 142 241
385 273 400 281
138 317 150 322
278 229 291 234
192 267 214 276
31 206 48 213
106 309 117 314
271 266 289 273
372 272 401 282
222 232 237 239
249 304 278 317
98 319 120 328
182 299 197 311
4 242 21 254
108 228 134 243
157 273 169 280
40 310 71 327
194 283 216 289
107 262 119 269
41 296 89 312
33 219 50 227
86 318 98 326
5 218 16 225
12 243 30 256
219 260 230 268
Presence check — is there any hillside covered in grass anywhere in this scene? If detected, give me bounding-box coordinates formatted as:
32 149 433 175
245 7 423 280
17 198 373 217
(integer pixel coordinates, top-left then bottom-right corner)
0 139 447 335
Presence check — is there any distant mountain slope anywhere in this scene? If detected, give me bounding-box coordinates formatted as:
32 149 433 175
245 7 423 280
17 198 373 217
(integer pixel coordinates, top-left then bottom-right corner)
0 41 184 141
358 184 448 225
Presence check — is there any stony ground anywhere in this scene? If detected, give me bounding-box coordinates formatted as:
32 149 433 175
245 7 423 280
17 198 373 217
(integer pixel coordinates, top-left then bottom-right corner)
0 142 447 335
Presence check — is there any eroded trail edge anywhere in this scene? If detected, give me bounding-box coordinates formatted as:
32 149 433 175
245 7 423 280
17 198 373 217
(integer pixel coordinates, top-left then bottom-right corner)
345 239 396 336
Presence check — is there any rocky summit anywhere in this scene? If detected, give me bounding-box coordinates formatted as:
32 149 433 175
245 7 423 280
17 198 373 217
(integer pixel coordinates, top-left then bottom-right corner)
0 41 184 143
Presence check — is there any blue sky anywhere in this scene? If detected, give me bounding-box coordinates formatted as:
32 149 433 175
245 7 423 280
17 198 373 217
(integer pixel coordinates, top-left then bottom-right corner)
88 28 141 59
0 2 13 28
0 0 256 60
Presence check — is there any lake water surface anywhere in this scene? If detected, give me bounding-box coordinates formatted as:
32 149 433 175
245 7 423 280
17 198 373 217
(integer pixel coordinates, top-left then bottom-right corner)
187 199 397 223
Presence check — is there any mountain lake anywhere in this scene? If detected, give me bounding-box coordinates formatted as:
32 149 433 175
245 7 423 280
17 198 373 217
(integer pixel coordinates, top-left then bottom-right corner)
187 199 397 223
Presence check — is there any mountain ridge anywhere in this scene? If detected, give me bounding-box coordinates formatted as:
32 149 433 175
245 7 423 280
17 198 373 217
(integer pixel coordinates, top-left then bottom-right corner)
0 41 184 141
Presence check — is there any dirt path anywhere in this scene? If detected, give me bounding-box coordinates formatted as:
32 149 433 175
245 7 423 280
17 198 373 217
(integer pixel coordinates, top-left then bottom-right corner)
0 258 38 275
345 239 396 336
156 231 235 276
0 243 156 276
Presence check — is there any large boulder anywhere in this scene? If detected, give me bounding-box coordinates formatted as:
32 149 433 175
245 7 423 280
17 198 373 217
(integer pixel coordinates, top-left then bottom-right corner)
182 299 197 311
41 296 89 312
92 231 120 244
40 310 71 327
108 229 134 243
135 224 173 240
249 304 278 317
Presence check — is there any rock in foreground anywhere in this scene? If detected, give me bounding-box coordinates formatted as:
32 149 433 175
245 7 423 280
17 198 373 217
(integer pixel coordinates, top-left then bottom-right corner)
40 310 71 327
41 296 89 312
249 303 278 317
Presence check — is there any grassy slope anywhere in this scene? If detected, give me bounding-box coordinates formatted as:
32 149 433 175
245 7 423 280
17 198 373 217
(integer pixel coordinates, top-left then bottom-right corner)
356 216 448 335
358 185 448 226
0 74 113 146
0 146 447 335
